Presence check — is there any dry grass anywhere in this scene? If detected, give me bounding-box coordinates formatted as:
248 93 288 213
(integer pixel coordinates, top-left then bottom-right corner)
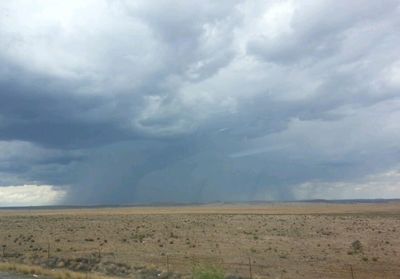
0 262 113 279
0 202 400 278
1 202 400 216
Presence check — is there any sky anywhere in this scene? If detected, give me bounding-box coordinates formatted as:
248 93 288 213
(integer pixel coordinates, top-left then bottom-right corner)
0 0 400 206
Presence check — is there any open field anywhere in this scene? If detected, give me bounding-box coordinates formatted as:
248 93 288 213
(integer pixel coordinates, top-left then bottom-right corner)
1 202 400 279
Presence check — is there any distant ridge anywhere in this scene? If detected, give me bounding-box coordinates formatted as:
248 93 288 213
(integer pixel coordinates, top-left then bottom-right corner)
1 198 399 210
298 198 400 204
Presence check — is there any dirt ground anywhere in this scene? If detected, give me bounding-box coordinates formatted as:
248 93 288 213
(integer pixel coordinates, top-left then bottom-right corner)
0 202 399 279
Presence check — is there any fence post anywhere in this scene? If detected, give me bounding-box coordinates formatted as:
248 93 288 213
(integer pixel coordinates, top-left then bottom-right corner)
248 257 253 279
2 245 5 257
191 256 196 279
97 247 102 261
166 255 170 272
350 265 355 279
47 242 50 259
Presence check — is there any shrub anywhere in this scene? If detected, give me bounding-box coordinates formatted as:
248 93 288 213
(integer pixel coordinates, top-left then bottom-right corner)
193 265 225 279
351 240 362 253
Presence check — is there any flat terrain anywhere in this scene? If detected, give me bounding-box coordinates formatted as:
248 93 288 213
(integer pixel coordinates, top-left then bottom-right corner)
1 202 400 278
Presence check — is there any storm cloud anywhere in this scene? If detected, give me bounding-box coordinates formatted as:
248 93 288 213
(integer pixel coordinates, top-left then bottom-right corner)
0 0 400 205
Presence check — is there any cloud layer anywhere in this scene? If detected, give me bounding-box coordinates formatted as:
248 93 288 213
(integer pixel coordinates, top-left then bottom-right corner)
0 185 65 206
0 0 400 205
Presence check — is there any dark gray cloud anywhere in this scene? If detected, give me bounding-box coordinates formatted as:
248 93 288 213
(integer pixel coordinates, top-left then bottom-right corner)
0 0 400 205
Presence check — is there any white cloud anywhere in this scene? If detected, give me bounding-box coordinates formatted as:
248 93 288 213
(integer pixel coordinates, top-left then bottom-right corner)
0 184 66 207
0 0 161 92
383 60 400 89
294 169 400 200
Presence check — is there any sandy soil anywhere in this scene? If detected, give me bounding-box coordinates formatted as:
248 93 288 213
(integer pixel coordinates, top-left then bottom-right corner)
0 202 399 279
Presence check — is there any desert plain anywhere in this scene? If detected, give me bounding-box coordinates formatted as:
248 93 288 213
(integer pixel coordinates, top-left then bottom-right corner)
0 202 400 279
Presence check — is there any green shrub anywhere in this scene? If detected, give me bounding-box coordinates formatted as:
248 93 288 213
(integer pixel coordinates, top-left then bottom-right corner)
351 240 362 253
193 265 225 279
